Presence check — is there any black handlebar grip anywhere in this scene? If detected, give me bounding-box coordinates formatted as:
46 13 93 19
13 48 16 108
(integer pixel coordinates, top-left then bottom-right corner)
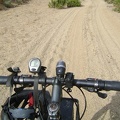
0 76 8 84
74 79 120 91
103 80 120 91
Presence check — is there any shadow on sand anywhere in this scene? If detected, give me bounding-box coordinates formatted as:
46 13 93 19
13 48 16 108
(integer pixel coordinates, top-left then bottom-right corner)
91 92 120 120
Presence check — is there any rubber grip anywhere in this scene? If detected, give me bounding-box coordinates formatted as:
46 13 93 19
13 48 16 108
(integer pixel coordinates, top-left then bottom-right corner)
104 80 120 91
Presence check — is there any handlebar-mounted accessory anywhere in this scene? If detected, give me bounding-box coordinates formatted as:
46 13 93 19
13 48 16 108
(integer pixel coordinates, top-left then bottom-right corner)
29 58 41 74
65 72 74 92
56 60 66 78
83 78 107 99
6 67 21 87
5 67 37 119
6 67 21 108
1 91 35 120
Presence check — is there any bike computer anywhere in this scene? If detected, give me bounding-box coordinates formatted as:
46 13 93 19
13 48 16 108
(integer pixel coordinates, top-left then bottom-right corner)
29 58 41 73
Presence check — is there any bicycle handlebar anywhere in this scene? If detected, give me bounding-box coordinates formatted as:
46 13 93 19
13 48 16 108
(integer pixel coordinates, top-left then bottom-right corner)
0 76 120 91
74 79 120 91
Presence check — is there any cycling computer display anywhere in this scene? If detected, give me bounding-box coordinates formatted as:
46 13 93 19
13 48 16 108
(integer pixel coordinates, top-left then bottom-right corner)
29 58 41 73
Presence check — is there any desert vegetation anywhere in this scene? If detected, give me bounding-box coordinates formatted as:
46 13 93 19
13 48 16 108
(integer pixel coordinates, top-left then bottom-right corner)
0 0 30 10
0 0 81 10
48 0 81 9
105 0 120 12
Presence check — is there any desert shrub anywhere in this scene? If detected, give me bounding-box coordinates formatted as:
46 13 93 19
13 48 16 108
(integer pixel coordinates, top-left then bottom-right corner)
48 0 56 8
113 0 120 12
105 0 120 12
67 0 81 7
48 0 67 9
0 0 30 9
48 0 81 9
104 0 113 3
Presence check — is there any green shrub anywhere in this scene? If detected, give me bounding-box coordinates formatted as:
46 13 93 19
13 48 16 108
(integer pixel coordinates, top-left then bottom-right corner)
104 0 113 4
113 0 120 12
48 0 56 8
48 0 81 9
48 0 67 9
67 0 81 7
105 0 120 12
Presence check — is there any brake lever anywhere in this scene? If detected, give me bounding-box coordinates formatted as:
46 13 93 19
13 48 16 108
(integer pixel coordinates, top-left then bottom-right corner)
96 91 107 99
82 87 107 99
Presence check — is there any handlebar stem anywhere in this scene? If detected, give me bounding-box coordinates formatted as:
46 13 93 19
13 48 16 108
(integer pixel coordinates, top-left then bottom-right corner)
51 77 62 103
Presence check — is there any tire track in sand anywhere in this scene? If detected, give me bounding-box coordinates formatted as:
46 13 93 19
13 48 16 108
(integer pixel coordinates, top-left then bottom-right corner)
81 0 120 119
82 0 120 79
17 8 81 74
92 0 120 79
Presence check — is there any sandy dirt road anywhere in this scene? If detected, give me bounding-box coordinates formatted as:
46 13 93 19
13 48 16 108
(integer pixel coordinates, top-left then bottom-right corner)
0 0 120 119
